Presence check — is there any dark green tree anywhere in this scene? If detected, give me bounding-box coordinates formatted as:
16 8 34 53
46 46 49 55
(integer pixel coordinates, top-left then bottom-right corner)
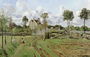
22 16 28 28
79 8 89 33
63 10 74 35
0 14 8 48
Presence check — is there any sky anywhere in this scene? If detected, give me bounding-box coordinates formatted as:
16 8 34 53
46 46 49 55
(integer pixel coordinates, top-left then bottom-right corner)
0 0 90 27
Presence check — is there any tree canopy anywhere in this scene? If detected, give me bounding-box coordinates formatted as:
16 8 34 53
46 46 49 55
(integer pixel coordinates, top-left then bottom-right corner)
22 16 28 27
63 10 74 21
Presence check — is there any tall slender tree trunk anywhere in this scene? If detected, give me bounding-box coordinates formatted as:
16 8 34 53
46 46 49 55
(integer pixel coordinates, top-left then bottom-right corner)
1 21 4 49
4 26 7 45
11 30 13 44
44 27 46 40
67 20 70 36
44 21 47 40
11 34 12 44
84 19 86 34
2 33 4 49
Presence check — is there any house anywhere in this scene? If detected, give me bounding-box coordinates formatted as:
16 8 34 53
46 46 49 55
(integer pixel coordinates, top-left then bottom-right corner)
29 18 44 35
29 19 40 30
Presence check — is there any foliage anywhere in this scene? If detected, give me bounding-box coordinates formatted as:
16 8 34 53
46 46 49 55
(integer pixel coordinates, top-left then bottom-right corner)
45 32 50 39
41 13 48 19
63 10 74 35
41 13 48 28
22 16 28 28
63 10 74 21
0 15 8 31
79 8 90 33
40 13 49 39
54 25 64 30
12 25 32 35
69 26 90 31
79 8 88 19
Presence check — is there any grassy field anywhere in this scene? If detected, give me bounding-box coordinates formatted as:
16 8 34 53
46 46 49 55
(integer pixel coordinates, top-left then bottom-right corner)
0 36 90 57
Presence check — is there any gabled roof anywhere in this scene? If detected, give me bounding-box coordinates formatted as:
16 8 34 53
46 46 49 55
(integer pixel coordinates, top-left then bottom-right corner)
30 19 41 24
34 20 41 24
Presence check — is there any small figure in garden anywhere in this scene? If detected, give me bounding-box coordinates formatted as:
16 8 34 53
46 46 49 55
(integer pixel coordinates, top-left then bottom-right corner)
81 33 83 37
81 33 84 38
21 38 25 44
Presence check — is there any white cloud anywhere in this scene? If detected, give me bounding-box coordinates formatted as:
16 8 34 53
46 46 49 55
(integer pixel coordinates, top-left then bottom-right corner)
16 0 29 12
15 0 31 17
14 0 90 27
87 0 90 9
1 0 90 27
36 6 44 12
2 3 15 16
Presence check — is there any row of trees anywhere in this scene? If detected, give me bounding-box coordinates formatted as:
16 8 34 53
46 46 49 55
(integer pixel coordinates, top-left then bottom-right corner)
0 8 90 48
1 8 90 33
48 25 90 31
63 8 90 34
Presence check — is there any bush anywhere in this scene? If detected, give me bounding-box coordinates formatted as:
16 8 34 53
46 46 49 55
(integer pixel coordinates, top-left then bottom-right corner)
45 32 50 39
0 49 3 55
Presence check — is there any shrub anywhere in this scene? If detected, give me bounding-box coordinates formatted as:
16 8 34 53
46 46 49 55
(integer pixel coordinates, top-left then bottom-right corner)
0 49 3 55
45 32 50 39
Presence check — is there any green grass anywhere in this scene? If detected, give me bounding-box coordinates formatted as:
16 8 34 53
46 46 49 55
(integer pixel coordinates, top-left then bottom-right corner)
0 36 90 57
37 40 59 57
